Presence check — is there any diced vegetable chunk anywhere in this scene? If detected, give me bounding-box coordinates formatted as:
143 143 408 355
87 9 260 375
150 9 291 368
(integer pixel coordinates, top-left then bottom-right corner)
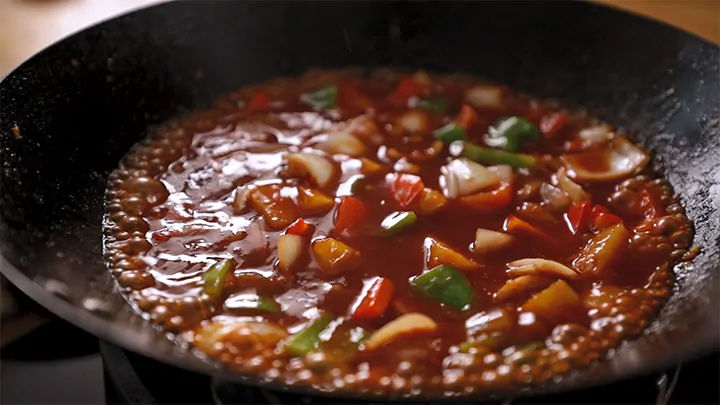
565 201 593 235
561 137 650 182
286 218 314 237
424 237 479 271
202 259 236 299
465 85 503 108
590 205 622 231
284 314 333 356
521 280 586 326
312 238 362 274
364 313 437 350
412 188 448 215
246 91 271 114
396 110 430 133
506 258 579 279
195 320 288 357
301 86 337 110
387 77 424 107
224 293 281 313
539 112 569 138
359 158 385 176
456 104 479 131
410 97 447 113
440 158 501 199
494 275 554 303
471 228 514 255
486 116 541 152
410 264 476 310
573 223 630 277
248 184 299 229
277 234 304 271
297 187 335 216
503 215 550 240
380 211 418 235
286 153 338 189
555 167 590 202
459 183 514 211
351 277 395 320
454 141 537 168
434 123 466 144
333 196 368 236
387 173 425 208
317 132 366 157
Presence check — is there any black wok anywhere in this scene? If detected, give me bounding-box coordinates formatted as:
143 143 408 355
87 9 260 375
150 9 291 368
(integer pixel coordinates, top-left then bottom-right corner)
1 0 718 401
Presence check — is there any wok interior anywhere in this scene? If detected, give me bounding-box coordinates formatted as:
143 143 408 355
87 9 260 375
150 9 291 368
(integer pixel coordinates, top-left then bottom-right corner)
0 1 717 399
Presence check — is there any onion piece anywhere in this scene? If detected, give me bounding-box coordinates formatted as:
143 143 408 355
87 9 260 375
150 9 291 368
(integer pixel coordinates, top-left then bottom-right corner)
506 258 579 279
561 137 650 182
465 85 503 108
494 275 554 303
540 183 572 211
395 110 430 133
554 167 590 202
364 313 437 350
470 228 514 255
286 153 337 189
277 234 304 271
317 131 366 157
440 158 501 198
577 124 613 143
487 165 514 183
195 320 288 356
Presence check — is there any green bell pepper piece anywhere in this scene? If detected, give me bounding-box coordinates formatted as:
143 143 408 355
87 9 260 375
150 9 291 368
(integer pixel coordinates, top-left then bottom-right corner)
433 123 466 144
411 97 448 113
410 264 475 310
301 85 337 110
227 294 281 313
201 259 236 299
456 141 537 168
486 116 541 152
380 211 418 235
284 313 333 356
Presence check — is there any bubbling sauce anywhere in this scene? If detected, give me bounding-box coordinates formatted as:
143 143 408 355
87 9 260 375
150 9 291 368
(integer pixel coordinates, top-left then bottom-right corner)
103 69 695 396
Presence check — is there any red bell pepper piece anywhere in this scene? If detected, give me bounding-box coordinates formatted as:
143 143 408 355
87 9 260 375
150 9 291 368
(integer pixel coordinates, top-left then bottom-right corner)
591 205 622 231
388 173 425 208
565 201 593 235
540 112 569 139
503 214 549 240
333 196 368 236
459 183 514 211
246 91 271 114
387 77 423 107
338 82 374 111
286 218 315 237
456 104 479 131
351 277 395 320
638 189 666 220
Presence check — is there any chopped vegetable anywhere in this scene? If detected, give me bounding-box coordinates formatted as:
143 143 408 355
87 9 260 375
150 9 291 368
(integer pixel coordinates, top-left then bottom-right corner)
465 85 502 108
561 137 650 182
301 86 337 110
503 215 550 240
396 110 430 133
577 124 613 143
424 237 479 271
380 211 418 235
412 188 448 215
201 259 236 299
286 153 338 189
459 183 514 211
248 185 299 229
486 116 541 152
224 293 281 313
440 158 501 199
195 320 287 357
359 158 385 176
297 187 335 216
506 258 579 279
246 91 271 114
521 280 585 326
539 112 569 138
454 141 537 168
458 333 505 353
387 77 424 107
456 104 479 131
433 123 466 144
410 264 475 310
555 167 590 202
333 196 368 236
590 205 622 231
286 218 314 237
277 234 304 271
573 223 630 277
317 131 366 157
471 228 514 255
387 173 425 208
364 313 437 350
465 308 515 337
337 82 374 111
494 275 554 303
540 183 572 211
233 186 251 214
312 238 362 274
410 97 447 113
351 277 395 320
565 201 593 235
284 313 334 356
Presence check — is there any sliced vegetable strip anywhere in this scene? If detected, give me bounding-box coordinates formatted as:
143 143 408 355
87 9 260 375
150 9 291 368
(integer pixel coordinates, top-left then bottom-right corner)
284 314 334 356
201 259 236 299
410 264 475 310
456 142 537 168
352 277 395 320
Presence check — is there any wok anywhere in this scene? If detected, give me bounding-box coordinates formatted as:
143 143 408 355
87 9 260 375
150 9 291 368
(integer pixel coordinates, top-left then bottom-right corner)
0 0 718 401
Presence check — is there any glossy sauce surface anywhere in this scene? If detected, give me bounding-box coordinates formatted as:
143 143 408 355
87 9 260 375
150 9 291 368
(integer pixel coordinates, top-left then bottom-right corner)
104 69 695 395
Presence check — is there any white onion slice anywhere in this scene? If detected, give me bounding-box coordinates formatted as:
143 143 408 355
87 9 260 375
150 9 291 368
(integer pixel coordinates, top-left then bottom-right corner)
540 183 572 210
465 85 503 108
561 137 650 182
506 258 579 279
286 153 337 189
277 234 303 271
316 131 366 157
440 158 501 198
395 110 429 133
554 167 590 202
